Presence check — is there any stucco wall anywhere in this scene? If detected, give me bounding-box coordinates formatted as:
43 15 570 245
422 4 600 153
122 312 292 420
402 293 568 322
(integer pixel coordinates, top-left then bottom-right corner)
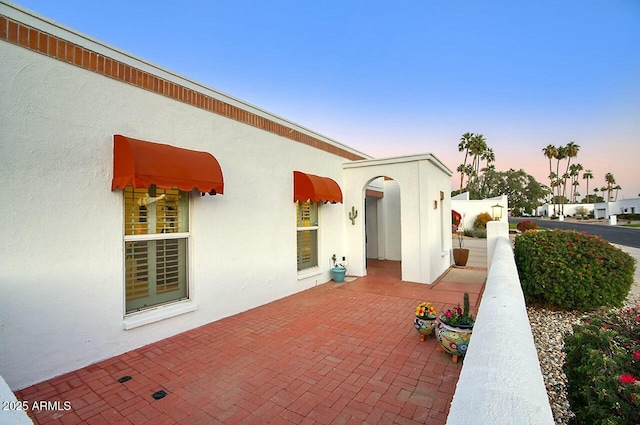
343 155 452 284
447 225 554 425
451 195 508 231
382 180 401 261
0 35 348 389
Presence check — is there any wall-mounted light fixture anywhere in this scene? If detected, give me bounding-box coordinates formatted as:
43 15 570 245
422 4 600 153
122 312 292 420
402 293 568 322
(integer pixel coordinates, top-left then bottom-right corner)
491 203 504 221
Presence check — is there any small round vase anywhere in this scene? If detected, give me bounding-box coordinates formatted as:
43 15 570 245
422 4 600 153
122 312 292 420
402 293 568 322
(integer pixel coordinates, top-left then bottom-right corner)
414 315 437 340
435 319 473 361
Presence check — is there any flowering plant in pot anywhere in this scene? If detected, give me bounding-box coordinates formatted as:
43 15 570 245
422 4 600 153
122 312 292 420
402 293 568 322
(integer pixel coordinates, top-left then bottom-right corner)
436 293 475 363
414 302 438 341
330 254 347 283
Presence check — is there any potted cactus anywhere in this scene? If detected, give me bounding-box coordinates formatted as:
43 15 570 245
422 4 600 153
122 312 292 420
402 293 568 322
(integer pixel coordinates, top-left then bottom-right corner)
435 292 475 363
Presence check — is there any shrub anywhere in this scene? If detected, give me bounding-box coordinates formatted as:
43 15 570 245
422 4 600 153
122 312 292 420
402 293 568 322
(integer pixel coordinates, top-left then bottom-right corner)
473 212 493 230
514 230 635 310
564 306 640 424
516 220 538 232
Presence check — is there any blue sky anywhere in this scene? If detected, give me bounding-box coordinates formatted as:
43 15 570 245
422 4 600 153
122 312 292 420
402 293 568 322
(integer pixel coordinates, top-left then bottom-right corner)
15 0 640 199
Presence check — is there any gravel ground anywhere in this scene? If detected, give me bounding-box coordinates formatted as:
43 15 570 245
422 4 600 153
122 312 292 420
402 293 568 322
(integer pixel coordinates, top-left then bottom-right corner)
528 293 640 425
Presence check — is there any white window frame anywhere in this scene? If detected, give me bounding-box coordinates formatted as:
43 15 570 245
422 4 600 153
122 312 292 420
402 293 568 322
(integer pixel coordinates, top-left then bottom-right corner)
296 201 321 278
121 187 196 329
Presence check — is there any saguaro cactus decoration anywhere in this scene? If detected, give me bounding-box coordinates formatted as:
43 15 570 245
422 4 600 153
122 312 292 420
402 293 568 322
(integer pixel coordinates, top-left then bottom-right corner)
349 206 358 225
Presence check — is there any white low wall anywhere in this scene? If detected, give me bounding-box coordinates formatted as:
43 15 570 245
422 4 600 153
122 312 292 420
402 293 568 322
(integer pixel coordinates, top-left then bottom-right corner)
0 374 33 424
446 227 554 425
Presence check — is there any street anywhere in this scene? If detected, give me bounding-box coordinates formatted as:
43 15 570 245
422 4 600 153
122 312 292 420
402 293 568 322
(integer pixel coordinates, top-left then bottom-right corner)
509 217 640 248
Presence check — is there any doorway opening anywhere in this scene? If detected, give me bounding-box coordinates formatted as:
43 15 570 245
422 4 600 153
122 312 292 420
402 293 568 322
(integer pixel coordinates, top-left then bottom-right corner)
364 176 401 279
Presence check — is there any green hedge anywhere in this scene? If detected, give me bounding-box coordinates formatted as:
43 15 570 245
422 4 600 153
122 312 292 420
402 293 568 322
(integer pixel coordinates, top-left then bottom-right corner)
618 214 640 221
514 230 635 310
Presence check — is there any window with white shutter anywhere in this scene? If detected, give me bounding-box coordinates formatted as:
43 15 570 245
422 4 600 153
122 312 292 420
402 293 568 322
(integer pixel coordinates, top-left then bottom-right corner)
123 186 188 313
296 201 318 271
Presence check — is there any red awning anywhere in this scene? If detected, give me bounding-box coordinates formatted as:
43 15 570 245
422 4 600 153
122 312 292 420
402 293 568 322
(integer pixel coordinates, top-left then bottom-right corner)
293 171 342 204
111 135 224 194
452 210 462 225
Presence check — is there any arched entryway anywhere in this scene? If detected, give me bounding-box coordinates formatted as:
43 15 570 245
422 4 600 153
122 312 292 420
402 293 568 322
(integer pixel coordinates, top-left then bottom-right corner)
343 154 453 284
364 176 401 276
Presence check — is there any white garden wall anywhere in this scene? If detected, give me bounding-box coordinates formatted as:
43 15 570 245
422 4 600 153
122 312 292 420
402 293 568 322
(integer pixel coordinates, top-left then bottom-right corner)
451 194 508 231
447 222 554 425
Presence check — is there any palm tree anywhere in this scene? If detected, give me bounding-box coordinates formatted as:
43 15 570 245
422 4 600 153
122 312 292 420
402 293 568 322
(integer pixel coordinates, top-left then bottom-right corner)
457 132 474 190
604 173 616 201
572 180 580 203
561 142 580 211
614 185 622 201
583 169 594 202
542 145 558 213
554 146 566 214
468 134 488 194
569 163 583 202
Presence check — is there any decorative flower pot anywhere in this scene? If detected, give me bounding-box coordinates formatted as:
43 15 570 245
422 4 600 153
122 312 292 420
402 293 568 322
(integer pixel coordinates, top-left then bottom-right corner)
414 316 437 341
452 248 469 267
330 266 347 283
435 318 473 363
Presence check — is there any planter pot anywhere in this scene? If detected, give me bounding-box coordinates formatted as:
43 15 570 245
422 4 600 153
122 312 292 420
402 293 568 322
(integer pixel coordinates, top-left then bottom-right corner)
330 267 347 283
414 315 437 341
435 318 473 363
452 248 469 267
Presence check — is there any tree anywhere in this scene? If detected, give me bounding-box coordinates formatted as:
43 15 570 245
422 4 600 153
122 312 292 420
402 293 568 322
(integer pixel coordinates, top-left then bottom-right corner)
542 145 558 212
569 163 583 203
468 133 488 193
561 142 580 207
472 168 550 215
457 132 474 190
553 146 566 214
582 169 594 202
614 185 622 201
604 173 616 201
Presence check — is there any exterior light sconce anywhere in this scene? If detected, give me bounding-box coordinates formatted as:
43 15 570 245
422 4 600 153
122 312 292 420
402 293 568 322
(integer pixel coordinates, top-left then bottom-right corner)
491 203 504 221
349 206 358 225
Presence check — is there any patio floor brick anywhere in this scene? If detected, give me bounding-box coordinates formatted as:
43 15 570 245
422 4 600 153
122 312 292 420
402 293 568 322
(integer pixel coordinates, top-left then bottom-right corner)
16 260 485 424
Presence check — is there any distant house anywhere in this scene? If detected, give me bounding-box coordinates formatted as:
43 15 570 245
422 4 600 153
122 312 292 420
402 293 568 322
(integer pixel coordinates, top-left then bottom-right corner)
0 2 453 390
537 203 594 218
593 198 640 219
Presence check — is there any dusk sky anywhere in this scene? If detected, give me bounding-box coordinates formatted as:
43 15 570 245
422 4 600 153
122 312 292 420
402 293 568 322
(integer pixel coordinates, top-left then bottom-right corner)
15 0 640 200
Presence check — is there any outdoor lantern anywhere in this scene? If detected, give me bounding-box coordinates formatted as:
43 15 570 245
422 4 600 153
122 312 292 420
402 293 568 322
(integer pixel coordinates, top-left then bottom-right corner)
491 203 504 221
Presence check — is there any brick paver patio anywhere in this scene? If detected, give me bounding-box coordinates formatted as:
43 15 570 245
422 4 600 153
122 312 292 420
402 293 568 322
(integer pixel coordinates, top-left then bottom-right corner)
17 260 485 424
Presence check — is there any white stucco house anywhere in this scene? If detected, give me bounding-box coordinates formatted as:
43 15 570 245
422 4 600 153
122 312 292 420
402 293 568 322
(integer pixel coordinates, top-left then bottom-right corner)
593 198 640 219
0 1 454 390
537 202 594 218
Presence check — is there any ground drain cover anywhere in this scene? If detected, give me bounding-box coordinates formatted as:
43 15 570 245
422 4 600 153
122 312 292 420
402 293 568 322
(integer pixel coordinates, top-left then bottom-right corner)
152 390 167 400
117 376 132 383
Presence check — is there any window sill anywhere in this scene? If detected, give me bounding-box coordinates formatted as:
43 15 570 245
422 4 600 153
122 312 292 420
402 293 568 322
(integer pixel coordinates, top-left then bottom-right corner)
297 267 322 281
123 301 197 330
